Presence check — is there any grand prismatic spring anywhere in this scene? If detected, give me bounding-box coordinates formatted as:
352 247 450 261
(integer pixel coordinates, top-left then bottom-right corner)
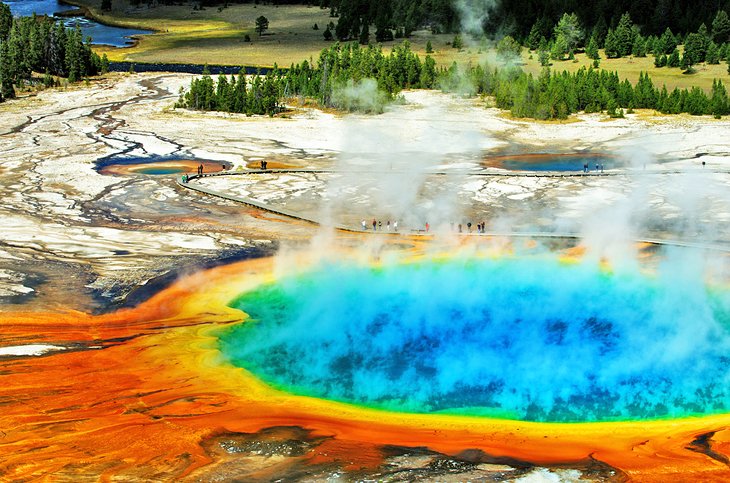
3 76 730 481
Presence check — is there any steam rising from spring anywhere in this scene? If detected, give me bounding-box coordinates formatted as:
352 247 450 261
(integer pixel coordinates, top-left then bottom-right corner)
455 0 497 37
222 252 730 422
253 87 730 424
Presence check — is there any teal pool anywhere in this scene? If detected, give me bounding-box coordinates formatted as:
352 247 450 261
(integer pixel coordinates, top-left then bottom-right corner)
134 167 186 175
219 255 730 422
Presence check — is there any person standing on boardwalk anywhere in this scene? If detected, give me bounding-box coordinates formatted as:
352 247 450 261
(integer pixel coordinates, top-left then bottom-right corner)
372 219 377 231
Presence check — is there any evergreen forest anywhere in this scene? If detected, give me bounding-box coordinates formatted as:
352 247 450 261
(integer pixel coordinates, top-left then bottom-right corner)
0 2 107 102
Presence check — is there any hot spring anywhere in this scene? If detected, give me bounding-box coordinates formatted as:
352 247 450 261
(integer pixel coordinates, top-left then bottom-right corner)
97 158 229 176
484 153 619 172
219 252 730 423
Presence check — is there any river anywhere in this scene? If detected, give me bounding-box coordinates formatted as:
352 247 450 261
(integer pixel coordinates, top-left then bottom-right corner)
5 0 152 47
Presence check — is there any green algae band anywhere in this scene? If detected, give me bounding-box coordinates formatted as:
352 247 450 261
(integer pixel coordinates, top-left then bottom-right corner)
219 255 730 422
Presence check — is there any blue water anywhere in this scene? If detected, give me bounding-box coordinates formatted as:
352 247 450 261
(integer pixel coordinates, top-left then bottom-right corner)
62 17 152 48
220 255 730 422
6 0 152 47
497 156 618 172
5 0 74 16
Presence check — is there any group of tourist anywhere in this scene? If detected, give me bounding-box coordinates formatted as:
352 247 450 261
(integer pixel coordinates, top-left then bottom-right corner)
452 222 487 233
582 163 605 173
360 220 495 234
181 164 206 183
362 219 399 232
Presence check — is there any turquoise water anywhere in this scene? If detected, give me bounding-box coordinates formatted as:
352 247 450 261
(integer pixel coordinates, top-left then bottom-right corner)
136 167 185 175
220 255 730 422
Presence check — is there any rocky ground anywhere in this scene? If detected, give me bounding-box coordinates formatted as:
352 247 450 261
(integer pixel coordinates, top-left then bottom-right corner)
2 72 730 481
2 73 729 311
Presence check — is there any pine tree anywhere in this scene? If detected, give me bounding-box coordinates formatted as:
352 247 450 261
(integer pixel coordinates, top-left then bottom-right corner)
591 16 608 47
706 41 721 64
526 22 541 50
537 38 550 66
232 70 247 112
28 18 45 71
359 22 369 45
65 26 83 82
351 16 361 41
667 48 681 67
586 35 600 60
215 73 230 111
634 72 657 108
683 32 706 67
452 34 463 50
632 35 647 57
551 34 568 60
255 16 269 37
43 68 54 88
614 13 636 57
336 15 350 40
604 29 619 58
50 21 67 76
552 13 582 59
711 79 729 117
0 41 14 99
658 27 677 54
713 10 730 44
686 86 709 114
697 23 711 60
0 2 11 42
420 55 436 88
496 36 521 62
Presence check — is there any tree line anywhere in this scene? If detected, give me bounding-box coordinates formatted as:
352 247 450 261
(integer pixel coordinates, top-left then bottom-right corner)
493 0 730 41
443 63 729 119
323 0 730 45
178 39 729 120
175 68 281 115
0 2 108 103
528 10 730 73
177 41 436 115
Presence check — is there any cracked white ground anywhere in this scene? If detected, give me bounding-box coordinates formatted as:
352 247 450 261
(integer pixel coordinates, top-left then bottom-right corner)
1 72 729 310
